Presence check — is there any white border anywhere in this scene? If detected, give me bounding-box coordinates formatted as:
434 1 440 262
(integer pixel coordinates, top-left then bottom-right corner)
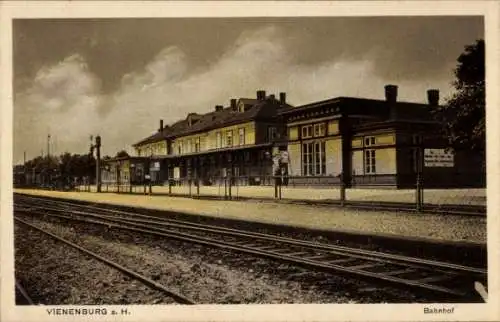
1 1 499 322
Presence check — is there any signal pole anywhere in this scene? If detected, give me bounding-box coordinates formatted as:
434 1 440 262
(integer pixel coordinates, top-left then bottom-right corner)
95 135 101 192
47 134 51 158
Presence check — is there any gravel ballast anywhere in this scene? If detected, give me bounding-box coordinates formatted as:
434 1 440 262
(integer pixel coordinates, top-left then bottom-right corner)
15 213 432 304
14 223 178 305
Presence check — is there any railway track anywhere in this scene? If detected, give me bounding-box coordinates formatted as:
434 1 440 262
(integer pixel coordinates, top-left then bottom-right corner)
15 194 487 302
15 217 196 305
15 280 34 305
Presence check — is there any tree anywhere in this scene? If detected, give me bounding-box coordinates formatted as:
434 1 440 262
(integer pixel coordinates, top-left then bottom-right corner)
115 150 129 158
433 39 485 155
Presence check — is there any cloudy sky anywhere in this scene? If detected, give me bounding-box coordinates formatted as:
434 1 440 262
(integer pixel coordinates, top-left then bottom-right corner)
13 16 483 164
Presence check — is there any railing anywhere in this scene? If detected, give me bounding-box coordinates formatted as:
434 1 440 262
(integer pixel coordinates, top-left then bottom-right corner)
17 173 486 214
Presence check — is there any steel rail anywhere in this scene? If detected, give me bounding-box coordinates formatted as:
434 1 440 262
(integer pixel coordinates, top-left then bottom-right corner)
15 280 35 305
17 210 480 298
15 198 486 275
14 217 196 305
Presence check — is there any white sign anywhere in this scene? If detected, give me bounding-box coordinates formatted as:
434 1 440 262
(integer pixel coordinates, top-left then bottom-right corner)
144 174 151 180
424 149 454 167
280 151 289 164
173 167 180 179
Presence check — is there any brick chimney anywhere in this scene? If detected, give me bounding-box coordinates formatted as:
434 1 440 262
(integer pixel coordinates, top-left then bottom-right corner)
427 89 440 106
159 119 164 132
215 105 224 112
257 90 266 100
385 85 398 103
279 92 286 105
230 99 237 111
385 85 398 119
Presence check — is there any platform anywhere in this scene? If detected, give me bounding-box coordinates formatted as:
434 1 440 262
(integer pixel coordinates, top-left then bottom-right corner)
14 188 486 245
82 185 486 206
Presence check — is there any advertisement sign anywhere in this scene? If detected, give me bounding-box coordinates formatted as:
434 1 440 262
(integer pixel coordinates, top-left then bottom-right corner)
424 149 454 167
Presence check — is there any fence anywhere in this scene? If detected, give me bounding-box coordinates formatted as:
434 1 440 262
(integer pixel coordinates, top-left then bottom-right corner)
64 173 486 214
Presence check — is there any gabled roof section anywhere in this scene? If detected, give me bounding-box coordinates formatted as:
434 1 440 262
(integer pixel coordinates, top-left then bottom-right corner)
133 93 295 145
164 95 293 139
132 127 170 147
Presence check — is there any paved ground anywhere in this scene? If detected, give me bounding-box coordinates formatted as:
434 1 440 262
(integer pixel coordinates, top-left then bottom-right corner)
91 184 486 206
15 189 486 244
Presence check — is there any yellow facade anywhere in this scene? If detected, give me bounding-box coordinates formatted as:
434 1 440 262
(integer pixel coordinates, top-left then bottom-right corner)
352 137 363 148
376 133 396 145
352 150 364 176
136 141 167 156
325 138 342 175
119 159 131 183
289 126 299 141
171 121 256 155
327 120 339 135
287 142 301 176
375 147 397 174
351 147 397 175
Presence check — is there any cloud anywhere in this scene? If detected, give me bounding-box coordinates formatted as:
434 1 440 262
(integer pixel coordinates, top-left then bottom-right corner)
14 26 456 164
14 54 101 159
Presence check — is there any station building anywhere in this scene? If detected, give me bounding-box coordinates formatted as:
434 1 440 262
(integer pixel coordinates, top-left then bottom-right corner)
103 85 485 189
104 91 291 187
281 85 484 188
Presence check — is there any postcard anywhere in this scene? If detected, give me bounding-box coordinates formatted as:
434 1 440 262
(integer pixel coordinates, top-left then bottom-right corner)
1 1 499 321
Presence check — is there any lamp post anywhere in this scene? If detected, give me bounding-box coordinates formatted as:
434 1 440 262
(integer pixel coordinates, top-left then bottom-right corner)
149 150 153 195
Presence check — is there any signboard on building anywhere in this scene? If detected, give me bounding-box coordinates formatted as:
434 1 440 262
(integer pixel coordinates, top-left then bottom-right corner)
424 149 454 167
173 167 180 179
150 162 160 171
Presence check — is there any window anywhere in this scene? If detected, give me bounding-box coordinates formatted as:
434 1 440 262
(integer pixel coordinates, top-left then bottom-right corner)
301 125 313 139
365 150 376 174
314 123 326 137
216 132 221 149
238 128 245 145
302 141 326 176
268 127 277 141
189 139 194 153
195 138 200 152
226 130 233 147
178 141 183 155
364 136 376 147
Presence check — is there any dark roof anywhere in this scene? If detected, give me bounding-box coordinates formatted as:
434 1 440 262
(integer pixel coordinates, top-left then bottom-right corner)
280 96 437 122
133 96 294 146
103 156 150 163
132 127 171 147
